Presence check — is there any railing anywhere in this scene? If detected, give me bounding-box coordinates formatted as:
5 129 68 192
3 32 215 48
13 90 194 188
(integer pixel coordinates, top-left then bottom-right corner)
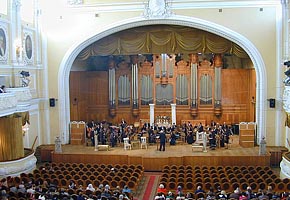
0 87 32 117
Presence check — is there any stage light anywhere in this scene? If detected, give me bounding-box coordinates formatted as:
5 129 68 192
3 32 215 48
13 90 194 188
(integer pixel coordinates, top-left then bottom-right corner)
284 76 290 85
20 71 30 77
284 61 290 66
285 68 290 76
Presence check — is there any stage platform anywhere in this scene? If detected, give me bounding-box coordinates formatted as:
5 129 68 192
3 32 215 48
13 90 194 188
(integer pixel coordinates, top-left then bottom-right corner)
50 136 272 171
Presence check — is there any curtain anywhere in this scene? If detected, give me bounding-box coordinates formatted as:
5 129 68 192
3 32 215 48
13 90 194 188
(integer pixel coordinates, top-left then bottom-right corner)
78 25 249 59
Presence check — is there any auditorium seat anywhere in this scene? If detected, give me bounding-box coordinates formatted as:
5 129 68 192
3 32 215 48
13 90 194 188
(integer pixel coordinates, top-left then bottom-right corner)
60 179 67 187
168 182 176 190
185 182 194 190
259 182 266 190
222 182 230 191
196 192 205 199
278 182 285 191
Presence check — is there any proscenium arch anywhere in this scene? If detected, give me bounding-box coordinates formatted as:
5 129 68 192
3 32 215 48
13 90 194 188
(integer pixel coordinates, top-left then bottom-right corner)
58 15 266 144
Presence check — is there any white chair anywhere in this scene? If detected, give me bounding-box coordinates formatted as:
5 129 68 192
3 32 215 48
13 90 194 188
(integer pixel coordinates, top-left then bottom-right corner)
123 137 132 150
140 137 147 149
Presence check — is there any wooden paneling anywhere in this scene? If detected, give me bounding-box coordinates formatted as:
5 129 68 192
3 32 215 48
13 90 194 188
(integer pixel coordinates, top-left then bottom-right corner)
70 123 85 145
70 67 255 125
239 123 255 148
52 152 270 171
40 145 54 162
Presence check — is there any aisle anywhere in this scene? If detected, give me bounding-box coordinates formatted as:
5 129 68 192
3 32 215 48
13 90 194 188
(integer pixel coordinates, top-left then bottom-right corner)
138 172 161 200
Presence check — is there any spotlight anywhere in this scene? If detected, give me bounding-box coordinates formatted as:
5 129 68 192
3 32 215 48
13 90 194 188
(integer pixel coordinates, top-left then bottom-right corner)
284 76 290 85
20 71 30 77
284 61 290 66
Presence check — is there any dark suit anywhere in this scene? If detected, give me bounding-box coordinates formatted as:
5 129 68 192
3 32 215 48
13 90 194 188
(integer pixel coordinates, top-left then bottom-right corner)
159 131 166 151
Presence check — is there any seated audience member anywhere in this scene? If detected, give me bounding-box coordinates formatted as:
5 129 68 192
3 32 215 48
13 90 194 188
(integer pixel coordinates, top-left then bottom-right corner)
239 192 248 200
255 189 263 198
155 192 165 200
78 184 84 192
68 180 76 189
245 186 254 199
77 191 85 200
207 187 216 199
112 186 121 197
119 193 130 200
166 191 174 200
195 185 205 194
217 190 227 199
18 182 26 194
0 190 7 200
258 190 269 200
185 192 194 200
176 185 184 197
266 185 273 199
228 189 240 200
157 184 167 195
122 185 131 194
86 183 95 192
101 184 111 198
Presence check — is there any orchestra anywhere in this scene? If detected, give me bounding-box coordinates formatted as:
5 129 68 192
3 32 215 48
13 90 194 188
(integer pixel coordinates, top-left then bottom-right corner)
84 119 234 150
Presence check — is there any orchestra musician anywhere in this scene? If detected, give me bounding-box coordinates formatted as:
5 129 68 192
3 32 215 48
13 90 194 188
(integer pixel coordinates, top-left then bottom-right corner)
159 130 166 151
120 118 127 129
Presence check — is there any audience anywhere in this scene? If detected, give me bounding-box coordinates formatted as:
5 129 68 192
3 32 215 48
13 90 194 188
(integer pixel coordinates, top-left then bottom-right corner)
1 162 290 200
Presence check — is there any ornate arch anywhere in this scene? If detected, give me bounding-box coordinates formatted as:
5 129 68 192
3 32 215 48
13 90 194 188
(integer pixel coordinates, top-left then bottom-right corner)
58 15 266 144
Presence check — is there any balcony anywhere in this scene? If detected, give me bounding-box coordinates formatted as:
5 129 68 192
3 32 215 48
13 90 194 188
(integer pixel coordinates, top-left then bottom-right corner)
0 87 32 117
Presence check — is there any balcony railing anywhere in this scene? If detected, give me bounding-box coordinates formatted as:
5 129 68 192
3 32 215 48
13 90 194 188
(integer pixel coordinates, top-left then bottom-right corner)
0 87 32 117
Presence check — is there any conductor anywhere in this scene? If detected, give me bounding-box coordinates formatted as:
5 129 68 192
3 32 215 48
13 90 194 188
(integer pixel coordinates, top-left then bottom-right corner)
159 130 166 151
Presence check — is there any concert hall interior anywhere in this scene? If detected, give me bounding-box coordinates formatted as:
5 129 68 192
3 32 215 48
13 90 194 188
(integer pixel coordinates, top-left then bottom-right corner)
1 0 290 199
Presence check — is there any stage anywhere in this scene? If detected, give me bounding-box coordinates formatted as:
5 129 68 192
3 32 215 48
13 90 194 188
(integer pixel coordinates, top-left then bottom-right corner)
49 136 273 171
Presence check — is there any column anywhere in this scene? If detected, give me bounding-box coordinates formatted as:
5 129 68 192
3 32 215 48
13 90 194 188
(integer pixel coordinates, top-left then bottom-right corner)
34 0 42 66
171 103 176 125
149 104 155 126
10 0 22 65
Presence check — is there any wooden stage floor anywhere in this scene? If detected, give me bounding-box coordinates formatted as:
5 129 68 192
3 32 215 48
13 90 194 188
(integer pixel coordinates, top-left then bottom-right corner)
51 136 271 171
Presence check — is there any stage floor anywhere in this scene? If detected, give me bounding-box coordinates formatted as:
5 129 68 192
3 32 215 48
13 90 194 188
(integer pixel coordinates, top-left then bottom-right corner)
50 135 274 171
60 135 260 157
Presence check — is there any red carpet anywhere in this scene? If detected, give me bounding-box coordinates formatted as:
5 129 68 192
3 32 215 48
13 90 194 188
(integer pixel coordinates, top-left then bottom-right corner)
143 175 157 200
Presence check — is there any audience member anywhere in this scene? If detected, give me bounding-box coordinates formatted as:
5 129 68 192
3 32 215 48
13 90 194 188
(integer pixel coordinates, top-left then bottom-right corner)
195 185 205 194
165 191 174 200
228 188 240 200
86 183 95 192
157 183 167 195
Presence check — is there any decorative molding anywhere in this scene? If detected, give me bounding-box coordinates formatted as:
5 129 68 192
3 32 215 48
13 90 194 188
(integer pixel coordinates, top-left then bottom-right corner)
6 87 32 102
0 93 17 117
0 152 37 178
0 22 9 64
23 30 34 65
67 0 83 5
59 15 267 144
12 0 21 8
283 86 290 113
280 156 290 178
143 0 173 19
